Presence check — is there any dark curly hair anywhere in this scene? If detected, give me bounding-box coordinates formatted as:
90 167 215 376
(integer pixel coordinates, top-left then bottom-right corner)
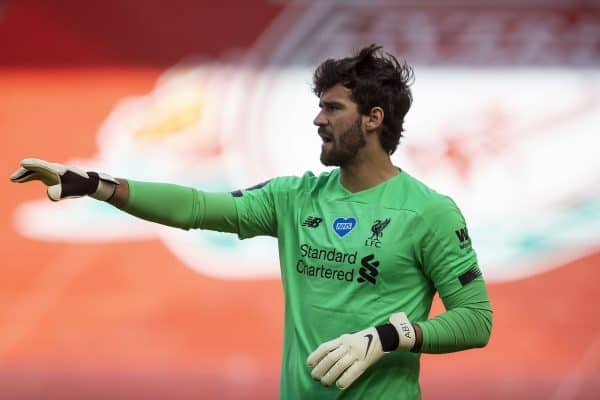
313 44 414 155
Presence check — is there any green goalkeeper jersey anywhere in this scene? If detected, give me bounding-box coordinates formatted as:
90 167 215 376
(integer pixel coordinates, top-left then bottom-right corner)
232 168 480 399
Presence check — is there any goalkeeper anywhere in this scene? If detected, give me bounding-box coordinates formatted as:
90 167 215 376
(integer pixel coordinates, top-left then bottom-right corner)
11 44 492 399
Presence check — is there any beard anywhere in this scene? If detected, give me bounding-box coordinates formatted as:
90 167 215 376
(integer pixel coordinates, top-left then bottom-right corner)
320 118 366 167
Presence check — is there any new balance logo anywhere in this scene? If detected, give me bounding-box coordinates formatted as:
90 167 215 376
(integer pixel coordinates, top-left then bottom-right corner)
357 254 380 285
302 216 323 228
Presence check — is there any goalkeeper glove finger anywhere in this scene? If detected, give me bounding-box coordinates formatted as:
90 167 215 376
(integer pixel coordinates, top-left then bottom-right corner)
306 312 416 390
10 158 118 201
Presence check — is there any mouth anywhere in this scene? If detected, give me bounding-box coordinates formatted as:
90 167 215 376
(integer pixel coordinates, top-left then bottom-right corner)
319 132 333 145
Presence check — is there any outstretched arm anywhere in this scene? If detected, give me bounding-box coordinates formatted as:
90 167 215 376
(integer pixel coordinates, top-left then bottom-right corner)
111 179 239 232
11 158 239 233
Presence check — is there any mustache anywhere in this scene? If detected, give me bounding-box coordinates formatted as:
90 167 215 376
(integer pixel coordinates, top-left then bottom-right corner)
318 127 331 135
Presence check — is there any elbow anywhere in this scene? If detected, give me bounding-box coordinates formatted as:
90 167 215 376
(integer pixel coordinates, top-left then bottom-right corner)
473 309 493 348
473 332 491 349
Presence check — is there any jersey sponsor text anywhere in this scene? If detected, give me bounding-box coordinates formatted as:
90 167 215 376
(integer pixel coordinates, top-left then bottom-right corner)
296 259 354 282
300 243 357 264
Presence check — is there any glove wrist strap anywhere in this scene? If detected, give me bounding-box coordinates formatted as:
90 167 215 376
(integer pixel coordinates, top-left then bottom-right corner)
88 172 118 201
90 179 117 201
375 312 417 352
375 324 399 352
389 312 416 351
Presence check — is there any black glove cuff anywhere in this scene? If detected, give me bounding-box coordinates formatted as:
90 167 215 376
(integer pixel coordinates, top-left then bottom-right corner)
376 323 400 352
86 172 101 194
60 170 99 198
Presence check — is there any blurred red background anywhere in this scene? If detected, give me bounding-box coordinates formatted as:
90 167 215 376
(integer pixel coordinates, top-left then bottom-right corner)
1 1 599 399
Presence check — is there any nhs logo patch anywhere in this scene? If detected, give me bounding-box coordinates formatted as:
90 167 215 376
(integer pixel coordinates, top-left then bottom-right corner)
333 217 357 237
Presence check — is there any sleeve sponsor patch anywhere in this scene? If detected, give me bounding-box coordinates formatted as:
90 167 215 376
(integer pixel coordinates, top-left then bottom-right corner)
454 226 472 250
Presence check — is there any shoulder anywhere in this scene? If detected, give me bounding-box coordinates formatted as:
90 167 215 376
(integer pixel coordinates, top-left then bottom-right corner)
399 171 461 218
268 169 337 194
398 173 470 250
232 170 337 201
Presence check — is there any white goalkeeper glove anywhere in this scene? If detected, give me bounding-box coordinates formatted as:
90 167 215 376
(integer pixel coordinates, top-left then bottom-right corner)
307 312 416 390
10 158 118 201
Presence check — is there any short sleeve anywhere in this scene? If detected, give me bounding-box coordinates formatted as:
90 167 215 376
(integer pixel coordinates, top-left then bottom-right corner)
419 197 480 298
231 179 278 239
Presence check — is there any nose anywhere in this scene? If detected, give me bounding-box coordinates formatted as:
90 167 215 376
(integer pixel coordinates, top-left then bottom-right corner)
313 110 327 127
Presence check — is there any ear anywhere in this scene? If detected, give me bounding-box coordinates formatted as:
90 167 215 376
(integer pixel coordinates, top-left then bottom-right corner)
364 106 384 133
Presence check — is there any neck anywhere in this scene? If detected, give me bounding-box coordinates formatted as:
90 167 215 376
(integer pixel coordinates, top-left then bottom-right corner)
339 154 399 193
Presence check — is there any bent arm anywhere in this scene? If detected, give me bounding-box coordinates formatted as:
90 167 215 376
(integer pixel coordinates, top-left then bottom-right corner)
108 179 239 233
413 277 492 353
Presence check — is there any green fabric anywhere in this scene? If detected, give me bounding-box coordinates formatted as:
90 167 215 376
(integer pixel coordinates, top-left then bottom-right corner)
232 168 491 400
120 173 492 399
201 191 239 233
418 277 492 353
123 180 238 232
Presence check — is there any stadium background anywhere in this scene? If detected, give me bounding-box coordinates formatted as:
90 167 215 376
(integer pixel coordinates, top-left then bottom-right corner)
1 0 599 398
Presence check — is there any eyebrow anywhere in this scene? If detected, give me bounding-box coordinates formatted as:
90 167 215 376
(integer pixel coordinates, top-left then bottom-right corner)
319 100 345 109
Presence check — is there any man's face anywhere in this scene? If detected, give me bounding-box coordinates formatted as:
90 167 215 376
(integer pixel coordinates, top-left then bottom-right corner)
313 84 366 167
